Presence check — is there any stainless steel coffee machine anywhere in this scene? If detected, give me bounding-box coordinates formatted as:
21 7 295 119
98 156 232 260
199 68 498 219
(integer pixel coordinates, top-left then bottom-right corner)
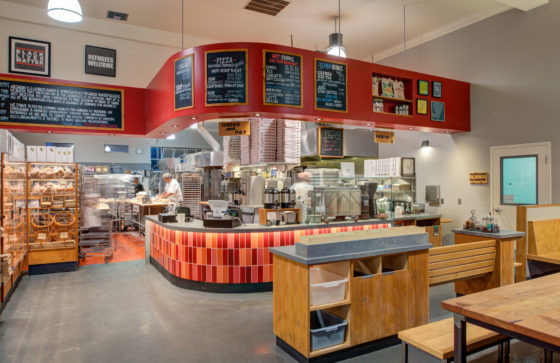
366 182 378 218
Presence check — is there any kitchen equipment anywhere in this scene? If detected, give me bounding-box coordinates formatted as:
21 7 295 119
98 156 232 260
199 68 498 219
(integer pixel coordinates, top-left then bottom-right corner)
233 190 243 205
158 213 177 223
240 205 260 224
264 187 279 209
280 187 291 208
202 200 242 228
325 189 338 218
282 211 297 224
359 185 370 220
289 188 297 208
366 182 378 218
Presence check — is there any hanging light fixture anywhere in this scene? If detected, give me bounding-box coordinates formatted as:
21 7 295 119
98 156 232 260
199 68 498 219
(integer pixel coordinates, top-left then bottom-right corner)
326 0 346 58
47 0 83 23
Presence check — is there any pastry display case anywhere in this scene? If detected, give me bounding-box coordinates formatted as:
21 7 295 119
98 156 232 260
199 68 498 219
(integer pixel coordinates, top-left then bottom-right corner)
27 162 79 266
1 154 28 277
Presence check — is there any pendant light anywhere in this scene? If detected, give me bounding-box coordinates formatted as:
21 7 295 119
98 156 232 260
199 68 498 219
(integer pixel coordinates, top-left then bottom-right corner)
47 0 83 23
326 0 346 58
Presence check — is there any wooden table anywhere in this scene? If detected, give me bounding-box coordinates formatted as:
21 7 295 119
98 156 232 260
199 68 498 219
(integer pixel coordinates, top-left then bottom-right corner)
442 273 560 363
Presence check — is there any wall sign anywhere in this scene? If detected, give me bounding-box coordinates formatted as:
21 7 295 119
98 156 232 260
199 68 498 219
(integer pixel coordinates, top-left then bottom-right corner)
432 81 442 98
263 50 302 108
418 80 429 96
9 37 51 77
431 101 445 122
205 49 248 106
0 77 123 130
470 172 489 184
315 58 347 113
374 130 395 144
174 54 194 111
85 45 116 77
416 99 428 115
318 126 344 158
218 121 250 136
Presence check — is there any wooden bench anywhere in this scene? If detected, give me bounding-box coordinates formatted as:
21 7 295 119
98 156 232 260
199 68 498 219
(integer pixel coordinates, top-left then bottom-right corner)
399 318 509 363
527 219 560 265
399 240 510 362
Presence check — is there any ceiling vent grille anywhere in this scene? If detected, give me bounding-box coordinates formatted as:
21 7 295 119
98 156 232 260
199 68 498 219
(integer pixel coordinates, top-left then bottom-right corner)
107 10 129 21
244 0 290 16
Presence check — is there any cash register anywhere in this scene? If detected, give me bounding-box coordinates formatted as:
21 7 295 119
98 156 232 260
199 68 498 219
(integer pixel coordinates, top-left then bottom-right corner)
202 200 242 228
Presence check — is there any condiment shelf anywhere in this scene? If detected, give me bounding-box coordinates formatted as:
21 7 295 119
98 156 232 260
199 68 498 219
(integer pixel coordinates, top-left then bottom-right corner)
370 95 413 103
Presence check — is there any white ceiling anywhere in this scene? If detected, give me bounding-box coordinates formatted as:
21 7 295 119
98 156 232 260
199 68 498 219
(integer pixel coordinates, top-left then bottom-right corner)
4 0 520 61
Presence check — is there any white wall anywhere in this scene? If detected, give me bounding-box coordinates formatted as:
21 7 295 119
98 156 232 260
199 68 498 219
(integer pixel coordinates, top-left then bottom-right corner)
0 1 215 87
13 129 220 166
377 3 560 237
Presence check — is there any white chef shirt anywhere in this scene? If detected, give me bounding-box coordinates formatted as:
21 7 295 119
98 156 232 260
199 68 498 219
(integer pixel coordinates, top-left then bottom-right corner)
164 178 183 203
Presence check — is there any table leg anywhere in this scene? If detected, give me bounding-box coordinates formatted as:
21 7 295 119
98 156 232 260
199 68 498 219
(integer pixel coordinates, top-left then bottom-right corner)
401 342 408 363
454 314 467 363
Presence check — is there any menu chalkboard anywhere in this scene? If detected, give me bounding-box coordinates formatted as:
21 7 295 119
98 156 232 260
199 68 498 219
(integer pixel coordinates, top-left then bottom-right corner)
315 59 347 112
319 127 344 158
174 54 193 110
0 77 123 130
263 50 302 107
206 50 248 106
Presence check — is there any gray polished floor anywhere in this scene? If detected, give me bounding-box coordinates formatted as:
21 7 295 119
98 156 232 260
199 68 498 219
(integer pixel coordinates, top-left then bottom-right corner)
0 260 550 362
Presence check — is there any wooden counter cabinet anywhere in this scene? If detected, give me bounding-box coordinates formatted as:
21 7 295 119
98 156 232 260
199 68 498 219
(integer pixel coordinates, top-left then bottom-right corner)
273 250 429 359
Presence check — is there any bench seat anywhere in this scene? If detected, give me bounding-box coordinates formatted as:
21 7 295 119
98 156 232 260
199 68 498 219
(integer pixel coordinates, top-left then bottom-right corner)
527 252 560 265
399 317 508 362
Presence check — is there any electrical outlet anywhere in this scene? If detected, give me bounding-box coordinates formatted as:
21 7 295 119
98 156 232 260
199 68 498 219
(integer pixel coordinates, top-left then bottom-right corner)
458 198 462 205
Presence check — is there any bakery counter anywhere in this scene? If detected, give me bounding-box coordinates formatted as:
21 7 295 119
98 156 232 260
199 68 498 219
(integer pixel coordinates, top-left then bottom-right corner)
146 214 441 293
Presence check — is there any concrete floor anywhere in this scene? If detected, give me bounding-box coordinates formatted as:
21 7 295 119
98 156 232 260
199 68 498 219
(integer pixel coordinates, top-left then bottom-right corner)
0 260 549 363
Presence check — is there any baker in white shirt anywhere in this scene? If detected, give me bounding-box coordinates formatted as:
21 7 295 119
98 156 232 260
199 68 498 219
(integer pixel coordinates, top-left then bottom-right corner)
157 172 183 205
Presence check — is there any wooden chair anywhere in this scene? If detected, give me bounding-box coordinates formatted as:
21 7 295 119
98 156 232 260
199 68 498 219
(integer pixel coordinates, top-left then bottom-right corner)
399 240 511 362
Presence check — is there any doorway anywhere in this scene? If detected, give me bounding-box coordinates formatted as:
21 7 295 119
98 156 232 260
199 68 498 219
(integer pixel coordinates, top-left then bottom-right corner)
490 142 551 230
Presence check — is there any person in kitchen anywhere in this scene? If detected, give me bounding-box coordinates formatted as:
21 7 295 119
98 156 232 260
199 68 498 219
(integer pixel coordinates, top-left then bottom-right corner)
133 176 145 195
291 171 313 223
156 173 183 206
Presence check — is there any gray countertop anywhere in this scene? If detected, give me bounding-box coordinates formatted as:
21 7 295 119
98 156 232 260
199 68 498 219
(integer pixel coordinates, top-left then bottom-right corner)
145 213 442 233
452 228 525 239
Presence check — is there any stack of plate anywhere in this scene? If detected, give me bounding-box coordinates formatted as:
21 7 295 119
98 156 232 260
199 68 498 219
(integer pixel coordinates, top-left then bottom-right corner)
250 118 277 164
277 120 301 163
180 173 202 219
240 135 251 165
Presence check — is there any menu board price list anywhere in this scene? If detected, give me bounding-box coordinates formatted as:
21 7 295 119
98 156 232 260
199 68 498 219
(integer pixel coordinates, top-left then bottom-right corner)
174 55 193 110
315 60 347 112
0 79 122 129
206 50 247 105
264 51 301 107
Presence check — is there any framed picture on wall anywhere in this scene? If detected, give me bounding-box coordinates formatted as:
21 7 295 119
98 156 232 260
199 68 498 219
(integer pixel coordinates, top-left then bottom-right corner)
9 36 51 77
416 98 428 115
418 79 429 96
432 81 442 98
85 45 116 77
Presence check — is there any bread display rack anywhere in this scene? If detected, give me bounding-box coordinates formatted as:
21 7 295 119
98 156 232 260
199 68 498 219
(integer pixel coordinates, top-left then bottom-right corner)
27 162 79 266
1 153 28 295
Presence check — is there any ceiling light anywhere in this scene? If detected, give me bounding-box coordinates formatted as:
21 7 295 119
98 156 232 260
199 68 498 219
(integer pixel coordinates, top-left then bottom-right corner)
190 117 198 120
408 127 415 130
172 125 179 128
47 130 52 134
326 1 346 58
421 140 430 148
366 123 372 126
166 134 176 140
315 118 322 121
189 123 198 130
47 0 83 23
160 131 167 135
254 113 262 117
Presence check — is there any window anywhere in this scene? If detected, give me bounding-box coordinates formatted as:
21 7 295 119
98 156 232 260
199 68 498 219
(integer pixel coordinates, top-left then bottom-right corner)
150 146 207 170
104 144 129 153
501 155 538 205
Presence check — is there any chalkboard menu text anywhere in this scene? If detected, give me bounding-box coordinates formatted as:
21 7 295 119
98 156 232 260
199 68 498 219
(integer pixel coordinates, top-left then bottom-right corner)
0 77 123 130
315 59 347 112
206 49 248 106
319 126 344 158
263 50 302 108
174 54 194 110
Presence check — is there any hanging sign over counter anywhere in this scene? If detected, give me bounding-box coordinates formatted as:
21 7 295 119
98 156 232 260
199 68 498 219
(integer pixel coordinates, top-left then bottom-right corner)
263 50 302 108
374 130 395 144
218 121 250 136
470 172 489 184
315 59 347 113
0 77 123 130
319 126 344 158
205 49 248 106
174 54 194 111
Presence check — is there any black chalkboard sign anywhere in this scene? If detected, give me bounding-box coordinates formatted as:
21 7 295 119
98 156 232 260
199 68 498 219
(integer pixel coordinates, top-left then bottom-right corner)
174 54 194 110
205 50 248 106
319 127 344 158
263 50 302 108
0 77 123 130
315 59 347 112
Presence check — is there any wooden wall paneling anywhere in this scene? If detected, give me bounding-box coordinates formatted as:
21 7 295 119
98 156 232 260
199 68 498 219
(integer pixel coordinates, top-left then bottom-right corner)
273 255 310 356
408 251 429 328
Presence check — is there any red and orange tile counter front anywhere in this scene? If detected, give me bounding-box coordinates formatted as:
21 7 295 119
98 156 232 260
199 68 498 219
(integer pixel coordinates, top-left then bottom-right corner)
147 216 391 292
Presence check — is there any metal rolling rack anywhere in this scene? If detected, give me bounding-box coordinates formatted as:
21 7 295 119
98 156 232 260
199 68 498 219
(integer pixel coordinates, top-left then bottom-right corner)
180 173 202 219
